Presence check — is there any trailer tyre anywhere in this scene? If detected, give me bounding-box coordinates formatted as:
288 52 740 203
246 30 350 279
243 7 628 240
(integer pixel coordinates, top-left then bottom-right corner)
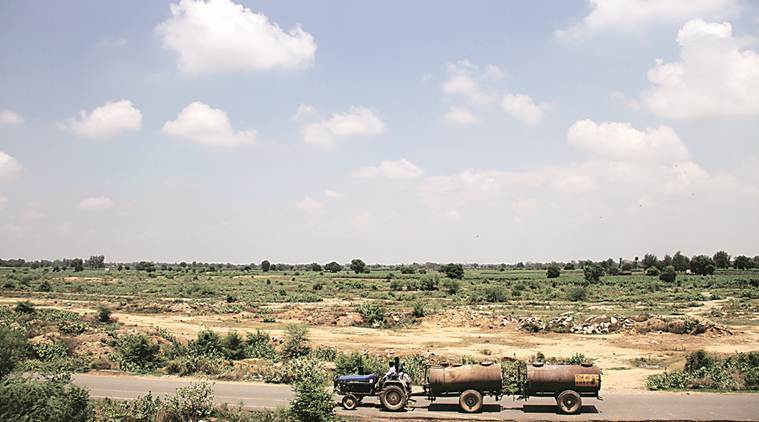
380 385 406 411
557 390 582 414
459 389 483 413
341 394 358 410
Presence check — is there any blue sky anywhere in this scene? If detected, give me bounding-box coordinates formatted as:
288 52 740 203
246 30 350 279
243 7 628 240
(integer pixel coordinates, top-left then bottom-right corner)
1 0 758 263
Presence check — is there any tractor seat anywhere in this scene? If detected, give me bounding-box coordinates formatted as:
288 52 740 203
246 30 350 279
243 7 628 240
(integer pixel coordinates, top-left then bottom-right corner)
337 374 377 383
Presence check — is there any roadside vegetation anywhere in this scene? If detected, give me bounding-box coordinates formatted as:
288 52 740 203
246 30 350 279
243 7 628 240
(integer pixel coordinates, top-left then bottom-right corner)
647 350 759 391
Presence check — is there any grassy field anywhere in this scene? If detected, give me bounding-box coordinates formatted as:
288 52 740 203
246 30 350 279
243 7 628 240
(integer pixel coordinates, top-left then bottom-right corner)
1 264 757 391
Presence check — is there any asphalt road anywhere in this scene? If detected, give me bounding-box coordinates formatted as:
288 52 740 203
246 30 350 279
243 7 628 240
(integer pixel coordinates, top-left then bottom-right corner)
73 373 759 421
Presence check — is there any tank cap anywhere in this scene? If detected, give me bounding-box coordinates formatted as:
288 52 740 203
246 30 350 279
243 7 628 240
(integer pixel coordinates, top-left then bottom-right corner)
480 361 493 366
580 362 593 367
531 362 544 367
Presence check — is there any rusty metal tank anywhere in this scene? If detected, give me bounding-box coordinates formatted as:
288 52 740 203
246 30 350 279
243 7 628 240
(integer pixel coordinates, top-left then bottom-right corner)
526 363 601 397
427 362 502 395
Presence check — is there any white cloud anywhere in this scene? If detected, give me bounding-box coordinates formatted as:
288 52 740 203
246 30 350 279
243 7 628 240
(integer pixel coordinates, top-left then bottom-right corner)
444 106 478 125
162 102 256 147
324 189 342 199
567 119 689 162
63 100 142 139
292 103 315 122
642 19 759 118
0 109 23 125
556 0 737 39
302 106 384 148
353 159 423 179
501 94 544 126
0 151 22 180
78 196 115 211
295 196 325 215
157 0 316 75
350 211 374 231
441 60 497 105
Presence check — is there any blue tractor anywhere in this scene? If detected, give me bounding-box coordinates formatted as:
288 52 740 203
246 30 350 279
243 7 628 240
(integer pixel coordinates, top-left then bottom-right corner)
333 359 412 411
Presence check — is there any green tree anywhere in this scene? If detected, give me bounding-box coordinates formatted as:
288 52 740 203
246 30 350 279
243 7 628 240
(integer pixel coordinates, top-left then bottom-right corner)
713 251 730 269
324 261 342 273
440 263 464 280
0 377 92 421
690 255 716 276
282 325 310 359
583 263 604 282
113 334 160 373
261 260 271 272
641 254 659 269
349 259 366 274
546 265 561 278
71 258 84 272
672 251 690 272
659 265 677 283
289 360 335 422
221 331 246 360
192 330 223 357
309 262 322 272
733 255 752 270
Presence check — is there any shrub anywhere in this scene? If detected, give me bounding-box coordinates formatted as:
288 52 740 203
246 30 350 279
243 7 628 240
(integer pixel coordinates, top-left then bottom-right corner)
412 302 426 318
289 359 335 422
484 286 508 303
357 303 385 327
164 354 228 376
14 301 35 314
113 333 160 373
441 278 461 294
0 326 31 378
38 280 51 292
566 286 588 302
647 351 759 391
334 352 384 375
161 382 215 422
440 263 464 280
32 341 69 361
94 393 161 422
221 331 247 360
97 304 112 323
191 330 224 357
583 263 604 282
646 266 661 276
685 349 713 372
246 330 276 360
281 325 310 359
419 274 439 291
546 265 561 278
659 265 677 283
0 377 92 421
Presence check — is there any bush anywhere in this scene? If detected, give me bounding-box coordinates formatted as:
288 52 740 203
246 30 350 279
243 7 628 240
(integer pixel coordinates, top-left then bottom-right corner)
546 265 561 278
357 303 385 327
0 326 31 378
440 263 464 279
659 265 677 283
14 301 34 314
164 354 229 376
646 266 661 276
441 278 461 294
484 286 508 303
221 331 247 360
97 304 112 323
32 341 69 361
0 377 92 421
647 350 759 391
566 286 588 302
113 333 160 373
289 359 335 422
412 302 426 318
192 330 224 357
419 274 439 291
281 325 310 359
246 330 276 360
162 382 215 422
583 264 604 282
94 393 161 422
334 352 384 376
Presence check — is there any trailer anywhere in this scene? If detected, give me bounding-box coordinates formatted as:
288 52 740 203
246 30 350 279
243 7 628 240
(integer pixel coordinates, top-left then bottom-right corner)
334 360 602 414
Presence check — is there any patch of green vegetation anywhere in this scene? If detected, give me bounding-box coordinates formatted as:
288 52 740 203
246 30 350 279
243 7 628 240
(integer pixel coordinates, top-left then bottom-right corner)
647 350 759 391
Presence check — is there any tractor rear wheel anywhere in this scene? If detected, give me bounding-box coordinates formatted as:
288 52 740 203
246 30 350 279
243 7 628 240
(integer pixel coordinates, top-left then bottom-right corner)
556 390 582 414
459 389 483 413
380 385 407 411
341 394 358 410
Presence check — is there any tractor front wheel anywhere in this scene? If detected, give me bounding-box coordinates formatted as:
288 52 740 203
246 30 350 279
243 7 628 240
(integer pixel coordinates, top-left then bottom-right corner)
380 385 407 411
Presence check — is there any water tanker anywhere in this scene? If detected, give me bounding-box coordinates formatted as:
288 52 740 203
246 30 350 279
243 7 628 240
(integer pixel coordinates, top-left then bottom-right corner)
424 362 503 413
522 362 602 414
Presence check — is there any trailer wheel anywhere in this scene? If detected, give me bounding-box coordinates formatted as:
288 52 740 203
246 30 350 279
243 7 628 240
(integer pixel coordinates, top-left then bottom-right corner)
341 394 358 410
556 390 582 414
459 389 483 413
380 385 407 411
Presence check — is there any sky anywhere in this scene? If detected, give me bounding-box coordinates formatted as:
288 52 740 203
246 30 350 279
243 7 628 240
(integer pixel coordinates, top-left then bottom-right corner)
1 0 758 264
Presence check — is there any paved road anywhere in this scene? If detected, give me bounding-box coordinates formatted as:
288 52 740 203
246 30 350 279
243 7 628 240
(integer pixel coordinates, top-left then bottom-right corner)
73 373 759 421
